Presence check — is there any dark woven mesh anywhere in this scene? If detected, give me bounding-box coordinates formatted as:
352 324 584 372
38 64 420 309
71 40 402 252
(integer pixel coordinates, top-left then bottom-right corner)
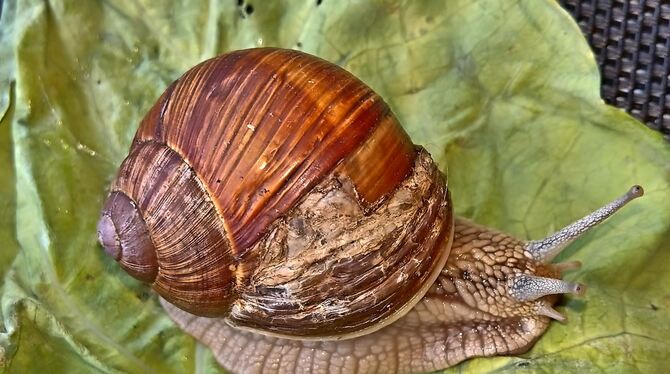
560 0 670 137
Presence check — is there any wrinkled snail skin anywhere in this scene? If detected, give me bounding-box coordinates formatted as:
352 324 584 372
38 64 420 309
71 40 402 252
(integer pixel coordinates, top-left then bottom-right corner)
97 48 644 373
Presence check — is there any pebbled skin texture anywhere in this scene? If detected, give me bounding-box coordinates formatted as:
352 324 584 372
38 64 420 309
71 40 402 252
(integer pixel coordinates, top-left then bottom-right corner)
161 218 558 374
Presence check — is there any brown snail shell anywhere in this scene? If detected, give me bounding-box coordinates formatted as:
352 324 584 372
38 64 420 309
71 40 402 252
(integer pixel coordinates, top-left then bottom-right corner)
97 48 454 339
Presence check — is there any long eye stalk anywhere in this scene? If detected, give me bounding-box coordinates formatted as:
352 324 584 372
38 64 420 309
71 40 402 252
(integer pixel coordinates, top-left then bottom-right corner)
508 273 586 302
525 185 644 263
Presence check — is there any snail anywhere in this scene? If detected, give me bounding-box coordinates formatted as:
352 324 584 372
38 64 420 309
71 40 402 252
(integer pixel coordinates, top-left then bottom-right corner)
97 48 643 373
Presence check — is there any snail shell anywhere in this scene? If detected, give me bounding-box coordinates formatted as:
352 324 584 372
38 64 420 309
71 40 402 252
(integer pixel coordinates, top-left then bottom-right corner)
98 48 454 339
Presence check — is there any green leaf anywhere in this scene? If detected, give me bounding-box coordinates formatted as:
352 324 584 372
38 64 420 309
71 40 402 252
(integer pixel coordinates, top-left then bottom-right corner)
1 0 668 373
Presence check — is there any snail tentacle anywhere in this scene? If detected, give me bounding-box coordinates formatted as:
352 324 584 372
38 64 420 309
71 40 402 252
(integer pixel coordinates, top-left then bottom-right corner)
508 273 586 302
550 260 582 273
535 301 567 322
525 185 644 263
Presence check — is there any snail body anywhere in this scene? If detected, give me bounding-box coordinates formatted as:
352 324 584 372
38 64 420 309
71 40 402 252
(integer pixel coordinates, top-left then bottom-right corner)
98 48 643 373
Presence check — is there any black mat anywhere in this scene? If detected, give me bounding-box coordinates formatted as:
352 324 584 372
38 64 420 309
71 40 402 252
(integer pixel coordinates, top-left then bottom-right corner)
561 0 670 138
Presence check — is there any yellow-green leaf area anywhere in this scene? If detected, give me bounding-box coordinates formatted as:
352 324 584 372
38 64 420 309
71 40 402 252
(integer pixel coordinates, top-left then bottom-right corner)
0 0 668 373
